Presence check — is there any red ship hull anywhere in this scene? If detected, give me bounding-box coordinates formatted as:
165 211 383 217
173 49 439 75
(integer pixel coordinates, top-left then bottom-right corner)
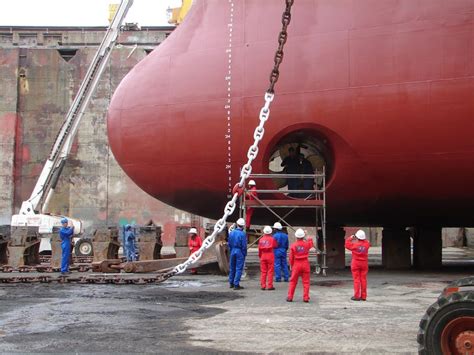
107 0 474 227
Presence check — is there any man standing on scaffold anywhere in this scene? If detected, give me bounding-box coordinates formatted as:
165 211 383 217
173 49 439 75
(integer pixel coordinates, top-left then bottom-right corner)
245 180 258 229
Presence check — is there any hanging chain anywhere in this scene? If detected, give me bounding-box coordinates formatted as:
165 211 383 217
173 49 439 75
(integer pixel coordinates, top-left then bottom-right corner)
164 0 294 279
268 0 294 94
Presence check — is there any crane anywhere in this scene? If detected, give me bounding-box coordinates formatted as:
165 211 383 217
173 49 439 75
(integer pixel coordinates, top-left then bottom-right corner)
167 0 193 25
11 0 134 235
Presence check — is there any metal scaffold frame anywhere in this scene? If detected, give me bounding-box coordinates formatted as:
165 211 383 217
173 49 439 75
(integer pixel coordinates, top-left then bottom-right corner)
240 167 328 276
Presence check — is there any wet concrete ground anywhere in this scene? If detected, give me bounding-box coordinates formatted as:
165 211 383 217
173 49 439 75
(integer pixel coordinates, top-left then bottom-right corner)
0 248 472 353
0 281 240 353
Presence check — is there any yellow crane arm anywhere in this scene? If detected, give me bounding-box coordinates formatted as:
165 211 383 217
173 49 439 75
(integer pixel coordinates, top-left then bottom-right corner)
169 0 193 25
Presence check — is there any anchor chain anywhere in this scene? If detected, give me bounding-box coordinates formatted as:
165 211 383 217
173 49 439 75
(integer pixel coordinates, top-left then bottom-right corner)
166 0 294 279
0 273 168 285
268 0 294 94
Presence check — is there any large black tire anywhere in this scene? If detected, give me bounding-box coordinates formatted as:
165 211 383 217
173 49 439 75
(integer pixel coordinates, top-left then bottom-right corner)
418 291 474 355
74 239 93 257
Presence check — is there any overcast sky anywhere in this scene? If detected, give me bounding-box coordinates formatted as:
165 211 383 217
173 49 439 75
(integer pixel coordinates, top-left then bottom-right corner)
0 0 182 27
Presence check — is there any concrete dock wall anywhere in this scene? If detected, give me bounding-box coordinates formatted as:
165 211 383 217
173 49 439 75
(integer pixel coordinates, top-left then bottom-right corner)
0 26 198 245
0 48 19 225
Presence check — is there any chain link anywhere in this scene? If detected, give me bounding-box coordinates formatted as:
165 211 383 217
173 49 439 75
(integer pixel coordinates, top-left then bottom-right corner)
166 0 294 278
268 0 294 94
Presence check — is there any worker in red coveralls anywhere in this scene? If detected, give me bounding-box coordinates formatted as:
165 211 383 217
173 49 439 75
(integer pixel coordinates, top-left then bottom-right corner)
245 180 258 229
345 229 371 301
258 225 278 290
188 227 202 275
287 228 313 303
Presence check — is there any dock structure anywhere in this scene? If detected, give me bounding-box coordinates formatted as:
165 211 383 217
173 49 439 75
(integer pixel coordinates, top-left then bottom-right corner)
0 25 196 245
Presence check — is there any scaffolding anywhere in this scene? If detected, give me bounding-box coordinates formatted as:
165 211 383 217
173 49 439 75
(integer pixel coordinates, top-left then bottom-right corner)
240 168 327 276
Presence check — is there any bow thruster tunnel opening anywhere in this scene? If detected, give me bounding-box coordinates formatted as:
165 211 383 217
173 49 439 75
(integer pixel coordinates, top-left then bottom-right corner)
266 128 333 198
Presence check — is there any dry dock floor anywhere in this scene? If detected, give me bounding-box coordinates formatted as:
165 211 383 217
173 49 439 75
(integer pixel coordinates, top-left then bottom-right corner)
0 247 472 353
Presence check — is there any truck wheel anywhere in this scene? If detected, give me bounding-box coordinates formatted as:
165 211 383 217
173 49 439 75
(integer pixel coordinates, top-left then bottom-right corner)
418 291 474 355
75 239 93 257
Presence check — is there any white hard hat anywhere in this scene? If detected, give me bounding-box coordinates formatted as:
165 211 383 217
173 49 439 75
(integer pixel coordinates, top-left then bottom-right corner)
273 222 283 230
295 228 305 239
188 228 198 234
263 225 272 234
236 218 245 227
355 230 366 240
248 180 256 186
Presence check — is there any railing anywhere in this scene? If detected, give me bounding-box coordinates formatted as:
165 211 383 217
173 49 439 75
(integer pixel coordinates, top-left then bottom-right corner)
240 167 328 276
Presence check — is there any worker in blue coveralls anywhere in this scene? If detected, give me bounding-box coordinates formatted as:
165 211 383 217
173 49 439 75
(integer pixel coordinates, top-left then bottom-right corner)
272 222 289 282
59 218 74 275
124 224 137 262
228 218 247 290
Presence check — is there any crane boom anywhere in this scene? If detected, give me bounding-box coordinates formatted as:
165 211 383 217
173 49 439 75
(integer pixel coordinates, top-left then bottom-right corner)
11 0 134 234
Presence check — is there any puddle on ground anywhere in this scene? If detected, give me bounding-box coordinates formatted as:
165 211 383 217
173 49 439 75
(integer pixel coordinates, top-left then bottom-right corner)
162 280 214 288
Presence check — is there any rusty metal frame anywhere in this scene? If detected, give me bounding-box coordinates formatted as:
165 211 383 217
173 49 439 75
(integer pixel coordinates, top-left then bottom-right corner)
0 231 9 265
7 227 41 268
136 225 162 261
92 227 120 263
